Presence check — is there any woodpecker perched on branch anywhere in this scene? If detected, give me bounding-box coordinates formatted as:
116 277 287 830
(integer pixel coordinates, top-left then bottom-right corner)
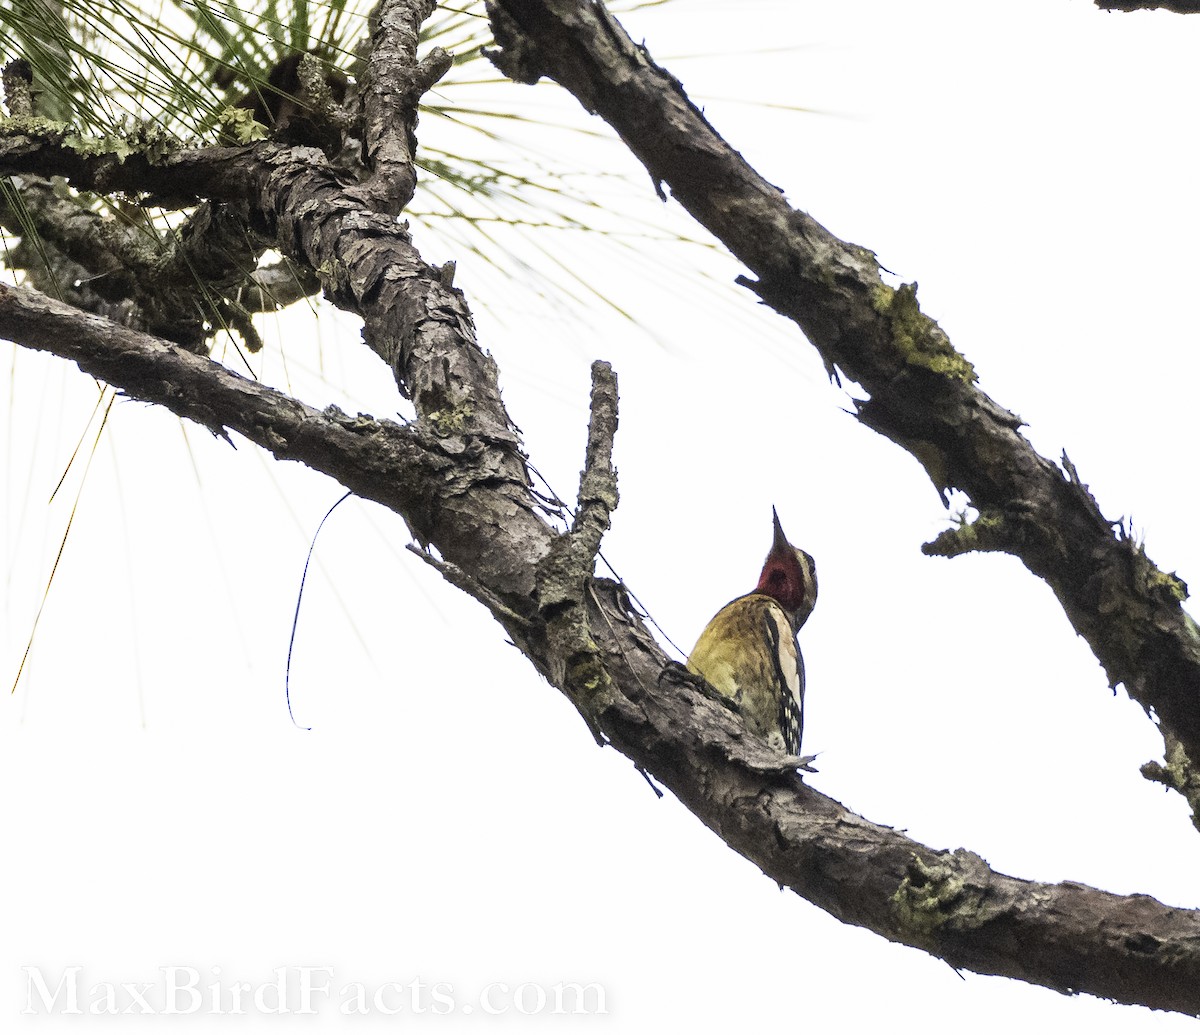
687 509 817 756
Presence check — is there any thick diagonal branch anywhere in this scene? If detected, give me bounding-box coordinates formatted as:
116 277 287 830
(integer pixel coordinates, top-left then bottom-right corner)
8 277 1200 1015
483 0 1200 809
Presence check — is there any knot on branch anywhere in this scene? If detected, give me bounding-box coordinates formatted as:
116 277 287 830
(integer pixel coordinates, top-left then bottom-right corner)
534 361 619 740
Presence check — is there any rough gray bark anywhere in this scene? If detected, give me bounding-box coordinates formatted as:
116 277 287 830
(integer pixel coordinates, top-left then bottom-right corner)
354 0 453 212
0 0 1198 1017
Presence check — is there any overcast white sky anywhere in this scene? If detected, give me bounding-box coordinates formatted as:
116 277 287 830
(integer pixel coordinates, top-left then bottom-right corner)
3 0 1200 1030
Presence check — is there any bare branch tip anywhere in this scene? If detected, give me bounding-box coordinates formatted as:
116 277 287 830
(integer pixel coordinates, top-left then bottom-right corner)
586 360 619 453
575 359 620 542
417 47 455 93
923 509 1012 559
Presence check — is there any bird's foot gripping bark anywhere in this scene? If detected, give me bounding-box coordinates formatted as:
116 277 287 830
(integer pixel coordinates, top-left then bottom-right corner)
661 663 820 775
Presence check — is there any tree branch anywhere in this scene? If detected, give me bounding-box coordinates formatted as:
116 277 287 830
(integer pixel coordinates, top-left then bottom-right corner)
0 280 441 514
355 0 452 213
1095 0 1200 10
483 0 1200 821
532 360 619 739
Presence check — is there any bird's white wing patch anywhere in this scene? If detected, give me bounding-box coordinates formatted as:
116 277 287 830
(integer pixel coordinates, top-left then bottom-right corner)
763 606 804 755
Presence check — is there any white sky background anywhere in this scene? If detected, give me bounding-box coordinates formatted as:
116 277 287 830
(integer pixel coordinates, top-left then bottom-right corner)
3 0 1200 1030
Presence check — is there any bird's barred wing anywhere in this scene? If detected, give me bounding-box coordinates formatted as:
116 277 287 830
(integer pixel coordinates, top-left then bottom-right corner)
762 607 804 755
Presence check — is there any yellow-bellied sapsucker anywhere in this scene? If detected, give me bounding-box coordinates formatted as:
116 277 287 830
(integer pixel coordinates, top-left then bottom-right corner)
687 509 817 755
